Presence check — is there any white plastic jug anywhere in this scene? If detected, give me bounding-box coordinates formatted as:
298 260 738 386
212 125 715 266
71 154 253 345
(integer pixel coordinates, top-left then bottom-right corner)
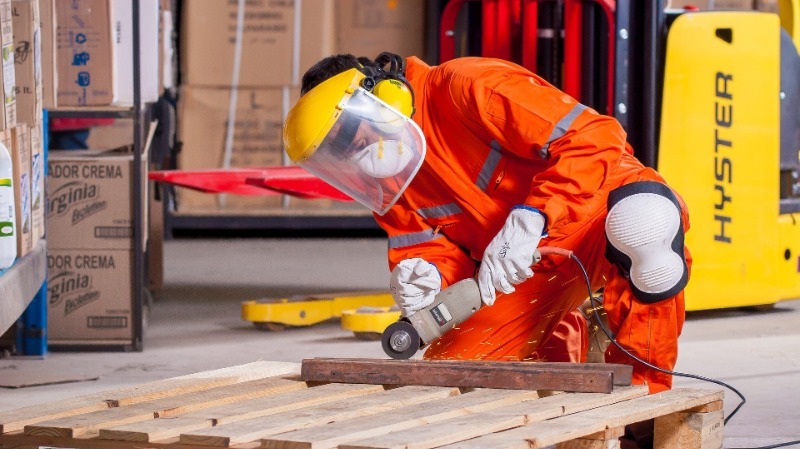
0 141 16 269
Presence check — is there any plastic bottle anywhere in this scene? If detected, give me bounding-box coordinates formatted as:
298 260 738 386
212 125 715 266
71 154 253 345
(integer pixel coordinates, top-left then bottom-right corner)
0 141 16 270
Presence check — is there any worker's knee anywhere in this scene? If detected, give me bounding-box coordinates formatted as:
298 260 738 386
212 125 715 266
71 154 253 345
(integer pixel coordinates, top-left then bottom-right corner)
604 181 688 303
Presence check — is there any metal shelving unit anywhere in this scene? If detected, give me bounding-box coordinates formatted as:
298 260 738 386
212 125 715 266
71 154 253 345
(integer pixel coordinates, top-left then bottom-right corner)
0 239 47 356
43 0 148 351
163 207 379 237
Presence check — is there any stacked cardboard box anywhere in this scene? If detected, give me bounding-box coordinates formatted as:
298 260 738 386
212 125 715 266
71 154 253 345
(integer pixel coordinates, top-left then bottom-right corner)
0 0 16 131
53 0 159 106
12 0 44 251
8 125 28 257
39 0 56 109
176 0 425 213
45 148 147 344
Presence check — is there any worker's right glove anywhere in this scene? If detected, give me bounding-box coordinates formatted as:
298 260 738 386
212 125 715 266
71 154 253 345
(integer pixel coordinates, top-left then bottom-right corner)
390 258 442 317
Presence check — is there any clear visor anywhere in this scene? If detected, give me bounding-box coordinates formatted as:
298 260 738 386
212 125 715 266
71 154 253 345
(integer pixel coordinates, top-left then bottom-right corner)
298 88 426 215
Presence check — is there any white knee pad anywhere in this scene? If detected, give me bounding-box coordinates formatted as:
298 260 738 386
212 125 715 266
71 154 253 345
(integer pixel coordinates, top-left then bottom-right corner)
605 182 688 303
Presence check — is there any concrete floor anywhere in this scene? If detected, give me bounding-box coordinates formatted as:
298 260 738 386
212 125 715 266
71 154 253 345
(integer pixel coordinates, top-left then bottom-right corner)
1 237 799 449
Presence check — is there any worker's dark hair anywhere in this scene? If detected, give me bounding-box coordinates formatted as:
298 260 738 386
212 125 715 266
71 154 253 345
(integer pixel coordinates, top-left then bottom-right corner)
300 54 377 95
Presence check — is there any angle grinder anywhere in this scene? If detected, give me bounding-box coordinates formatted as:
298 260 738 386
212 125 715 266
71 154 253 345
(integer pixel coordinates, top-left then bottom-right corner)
381 246 571 359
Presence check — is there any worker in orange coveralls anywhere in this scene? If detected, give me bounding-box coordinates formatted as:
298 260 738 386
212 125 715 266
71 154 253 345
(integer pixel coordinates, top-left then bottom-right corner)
283 53 692 399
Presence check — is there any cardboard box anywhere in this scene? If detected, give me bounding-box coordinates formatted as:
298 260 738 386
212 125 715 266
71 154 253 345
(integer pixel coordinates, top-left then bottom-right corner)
10 124 29 257
176 85 298 209
160 8 175 92
335 0 426 60
55 0 113 105
47 248 133 342
111 0 159 105
46 148 146 250
180 0 334 87
55 0 160 106
29 121 41 243
39 0 56 109
0 0 16 131
12 0 42 126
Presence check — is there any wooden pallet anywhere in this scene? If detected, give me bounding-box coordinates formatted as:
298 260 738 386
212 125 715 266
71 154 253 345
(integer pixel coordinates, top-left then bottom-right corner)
0 361 725 449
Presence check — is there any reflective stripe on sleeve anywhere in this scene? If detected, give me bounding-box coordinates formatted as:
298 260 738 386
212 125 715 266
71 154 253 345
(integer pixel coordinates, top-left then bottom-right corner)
538 103 588 159
417 203 463 219
388 229 443 249
476 141 503 191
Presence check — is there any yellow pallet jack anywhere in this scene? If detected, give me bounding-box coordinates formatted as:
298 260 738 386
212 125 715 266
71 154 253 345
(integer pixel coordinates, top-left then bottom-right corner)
241 291 397 333
341 306 401 341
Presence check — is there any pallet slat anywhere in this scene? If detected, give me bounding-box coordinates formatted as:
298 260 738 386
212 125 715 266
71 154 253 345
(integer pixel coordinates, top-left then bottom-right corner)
300 359 614 393
24 377 305 438
437 388 725 449
261 388 544 449
99 383 385 443
179 386 460 447
337 386 649 449
262 387 647 449
0 361 299 434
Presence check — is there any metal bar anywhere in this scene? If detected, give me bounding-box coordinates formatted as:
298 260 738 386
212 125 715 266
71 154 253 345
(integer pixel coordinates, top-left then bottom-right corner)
590 0 617 116
132 0 144 351
425 0 447 64
613 0 631 131
47 107 135 119
483 0 498 57
19 282 47 356
640 0 666 168
537 1 562 87
521 0 539 71
439 0 474 62
563 0 583 100
493 0 514 60
167 213 381 233
580 2 598 107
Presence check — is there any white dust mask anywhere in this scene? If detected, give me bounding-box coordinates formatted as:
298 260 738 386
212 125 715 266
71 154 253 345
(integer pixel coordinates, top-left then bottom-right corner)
350 137 414 179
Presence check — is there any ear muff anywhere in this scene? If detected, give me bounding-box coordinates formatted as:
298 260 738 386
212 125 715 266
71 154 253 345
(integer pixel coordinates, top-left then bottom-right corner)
358 52 416 118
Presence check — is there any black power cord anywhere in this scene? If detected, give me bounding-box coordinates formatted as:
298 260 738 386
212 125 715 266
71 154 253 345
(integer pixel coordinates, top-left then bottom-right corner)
562 251 800 449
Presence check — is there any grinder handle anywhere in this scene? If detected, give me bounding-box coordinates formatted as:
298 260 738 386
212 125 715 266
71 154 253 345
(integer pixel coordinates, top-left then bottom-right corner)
536 245 573 260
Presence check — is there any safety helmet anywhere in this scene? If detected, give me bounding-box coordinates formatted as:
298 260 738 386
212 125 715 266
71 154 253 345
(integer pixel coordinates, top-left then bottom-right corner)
283 63 425 215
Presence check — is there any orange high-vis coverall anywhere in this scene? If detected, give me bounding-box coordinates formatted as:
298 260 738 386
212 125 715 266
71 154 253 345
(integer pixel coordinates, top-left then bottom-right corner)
377 57 692 394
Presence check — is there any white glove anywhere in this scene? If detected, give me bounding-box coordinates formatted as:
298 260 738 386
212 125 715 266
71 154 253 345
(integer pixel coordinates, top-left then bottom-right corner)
390 258 442 317
478 208 546 306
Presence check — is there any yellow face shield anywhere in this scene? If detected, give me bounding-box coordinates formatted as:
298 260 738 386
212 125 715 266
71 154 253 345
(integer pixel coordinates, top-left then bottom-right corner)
284 69 426 215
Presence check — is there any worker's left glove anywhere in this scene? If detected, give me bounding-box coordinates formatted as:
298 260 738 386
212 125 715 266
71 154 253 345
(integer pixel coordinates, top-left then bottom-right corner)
478 207 546 306
390 258 442 317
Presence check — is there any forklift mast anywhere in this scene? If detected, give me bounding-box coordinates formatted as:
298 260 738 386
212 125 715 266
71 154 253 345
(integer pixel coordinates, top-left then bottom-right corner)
431 0 669 168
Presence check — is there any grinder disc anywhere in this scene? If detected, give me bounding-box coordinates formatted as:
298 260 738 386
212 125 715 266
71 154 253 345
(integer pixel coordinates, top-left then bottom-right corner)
381 321 421 359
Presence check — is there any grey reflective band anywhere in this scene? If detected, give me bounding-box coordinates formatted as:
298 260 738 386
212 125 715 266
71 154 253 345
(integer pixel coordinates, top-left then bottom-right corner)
418 203 463 219
388 229 443 249
539 103 588 159
476 140 503 191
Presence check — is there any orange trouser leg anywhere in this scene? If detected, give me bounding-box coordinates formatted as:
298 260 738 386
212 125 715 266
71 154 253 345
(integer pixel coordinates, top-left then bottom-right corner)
603 180 691 394
603 272 687 393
